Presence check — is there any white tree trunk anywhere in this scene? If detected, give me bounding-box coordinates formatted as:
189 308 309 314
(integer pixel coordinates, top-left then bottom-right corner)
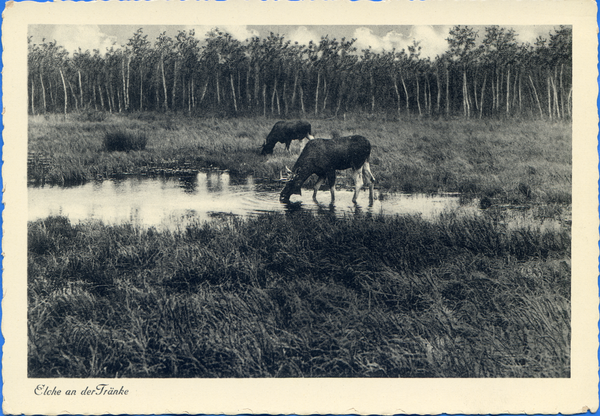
528 75 542 118
31 77 35 115
230 73 238 113
161 57 168 110
59 68 68 115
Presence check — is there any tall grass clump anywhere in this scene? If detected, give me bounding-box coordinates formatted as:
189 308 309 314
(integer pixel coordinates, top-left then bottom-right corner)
103 129 148 152
28 212 570 378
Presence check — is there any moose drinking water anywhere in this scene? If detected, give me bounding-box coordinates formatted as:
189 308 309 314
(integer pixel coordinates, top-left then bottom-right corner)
279 135 375 204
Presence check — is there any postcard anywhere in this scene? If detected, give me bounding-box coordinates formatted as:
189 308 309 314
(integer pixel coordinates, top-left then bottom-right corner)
3 0 598 414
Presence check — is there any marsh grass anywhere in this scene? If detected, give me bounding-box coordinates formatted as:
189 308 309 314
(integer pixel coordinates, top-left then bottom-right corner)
28 113 571 206
103 129 148 152
28 212 570 378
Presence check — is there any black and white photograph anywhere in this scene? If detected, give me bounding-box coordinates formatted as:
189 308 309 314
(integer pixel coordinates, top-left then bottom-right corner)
3 1 598 415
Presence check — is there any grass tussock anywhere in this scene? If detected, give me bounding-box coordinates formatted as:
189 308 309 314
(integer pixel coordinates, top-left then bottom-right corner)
103 129 148 152
28 212 570 378
28 112 571 206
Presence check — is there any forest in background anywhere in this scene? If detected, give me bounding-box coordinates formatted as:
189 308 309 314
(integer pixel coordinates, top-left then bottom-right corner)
28 25 572 120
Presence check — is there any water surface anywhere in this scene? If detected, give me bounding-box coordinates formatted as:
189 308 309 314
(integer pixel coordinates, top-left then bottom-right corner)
29 172 475 229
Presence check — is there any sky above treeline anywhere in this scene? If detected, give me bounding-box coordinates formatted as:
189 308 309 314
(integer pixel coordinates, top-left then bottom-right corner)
29 24 560 59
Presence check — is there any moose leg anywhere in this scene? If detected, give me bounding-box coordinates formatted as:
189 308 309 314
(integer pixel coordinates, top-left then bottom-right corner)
327 171 337 202
352 167 364 203
362 163 375 203
313 176 326 202
363 160 375 183
367 178 374 203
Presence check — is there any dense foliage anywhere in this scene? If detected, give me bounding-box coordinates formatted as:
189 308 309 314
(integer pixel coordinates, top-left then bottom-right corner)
28 25 572 119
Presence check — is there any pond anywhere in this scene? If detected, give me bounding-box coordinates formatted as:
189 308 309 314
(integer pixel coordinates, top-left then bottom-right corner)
28 171 478 230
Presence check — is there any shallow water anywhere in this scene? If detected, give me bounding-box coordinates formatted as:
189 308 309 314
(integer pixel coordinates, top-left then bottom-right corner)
29 171 477 229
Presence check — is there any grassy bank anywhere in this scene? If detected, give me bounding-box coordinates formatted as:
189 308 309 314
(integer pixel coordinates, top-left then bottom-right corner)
28 212 570 378
28 112 571 205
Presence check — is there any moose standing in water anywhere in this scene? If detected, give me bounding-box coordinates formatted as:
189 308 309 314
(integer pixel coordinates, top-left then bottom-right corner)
280 135 375 204
261 120 314 155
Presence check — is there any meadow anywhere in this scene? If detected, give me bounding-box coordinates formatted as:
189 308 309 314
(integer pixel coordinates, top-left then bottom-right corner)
27 111 572 378
28 111 572 206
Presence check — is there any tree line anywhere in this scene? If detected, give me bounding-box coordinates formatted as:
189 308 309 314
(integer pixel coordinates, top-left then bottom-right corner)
28 25 572 120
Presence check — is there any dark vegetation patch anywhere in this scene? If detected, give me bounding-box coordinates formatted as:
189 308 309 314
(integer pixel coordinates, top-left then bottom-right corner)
28 213 570 378
103 130 148 152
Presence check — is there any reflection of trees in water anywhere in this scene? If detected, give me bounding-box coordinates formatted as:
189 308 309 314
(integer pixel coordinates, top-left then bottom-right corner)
228 173 254 187
129 206 141 224
205 172 223 193
204 171 240 193
176 171 254 195
109 177 128 192
177 175 198 194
